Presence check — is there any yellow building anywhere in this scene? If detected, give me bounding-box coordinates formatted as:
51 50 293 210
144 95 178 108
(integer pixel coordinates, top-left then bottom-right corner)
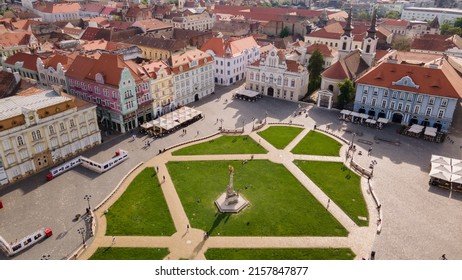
0 86 101 186
124 35 186 61
142 61 175 117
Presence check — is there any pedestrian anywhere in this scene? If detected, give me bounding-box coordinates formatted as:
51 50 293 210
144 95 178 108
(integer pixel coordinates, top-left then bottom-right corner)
156 166 159 172
186 224 190 233
204 231 208 240
162 175 165 182
112 236 116 245
147 141 150 147
442 254 447 260
217 118 219 123
368 147 372 156
197 130 199 136
327 198 330 209
132 135 135 141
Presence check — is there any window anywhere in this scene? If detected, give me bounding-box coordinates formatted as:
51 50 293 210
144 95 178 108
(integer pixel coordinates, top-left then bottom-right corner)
392 91 398 99
390 101 395 109
7 154 15 165
32 131 37 141
441 98 448 107
20 149 28 160
426 107 432 116
371 98 377 107
429 97 435 105
256 74 259 81
49 125 55 135
417 95 423 103
384 90 389 97
277 76 281 85
284 78 288 86
405 104 410 112
70 119 75 127
3 140 11 150
438 109 445 118
407 93 413 101
397 103 403 111
361 96 367 104
381 100 387 108
290 80 295 87
17 136 24 146
414 105 420 114
60 123 65 131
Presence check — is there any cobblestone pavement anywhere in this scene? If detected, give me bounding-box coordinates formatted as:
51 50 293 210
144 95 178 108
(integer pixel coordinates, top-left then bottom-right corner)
1 81 462 259
79 129 377 260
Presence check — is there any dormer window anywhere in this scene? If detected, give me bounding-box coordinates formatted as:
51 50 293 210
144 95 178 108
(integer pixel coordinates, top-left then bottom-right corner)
429 97 435 105
441 98 448 107
95 73 104 84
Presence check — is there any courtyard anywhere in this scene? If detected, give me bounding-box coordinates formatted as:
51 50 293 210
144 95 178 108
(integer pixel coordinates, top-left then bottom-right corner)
1 81 462 259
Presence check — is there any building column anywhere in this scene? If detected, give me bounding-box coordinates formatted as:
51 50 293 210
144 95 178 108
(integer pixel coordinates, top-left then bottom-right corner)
328 96 332 109
317 95 321 107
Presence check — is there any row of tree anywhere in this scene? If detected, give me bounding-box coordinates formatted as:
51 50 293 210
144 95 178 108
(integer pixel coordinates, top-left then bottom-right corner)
441 17 462 36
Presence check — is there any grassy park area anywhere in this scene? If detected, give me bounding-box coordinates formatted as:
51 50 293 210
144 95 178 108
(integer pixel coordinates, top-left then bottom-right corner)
105 168 176 236
294 161 369 226
257 126 304 149
204 248 355 260
172 135 267 155
167 160 347 236
89 247 169 260
291 130 342 156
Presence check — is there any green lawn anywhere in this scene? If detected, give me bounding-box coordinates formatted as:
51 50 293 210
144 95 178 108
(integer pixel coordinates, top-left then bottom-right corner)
105 168 176 236
291 130 342 156
89 247 169 260
167 160 347 236
172 135 267 155
294 161 369 226
257 126 304 149
205 248 355 260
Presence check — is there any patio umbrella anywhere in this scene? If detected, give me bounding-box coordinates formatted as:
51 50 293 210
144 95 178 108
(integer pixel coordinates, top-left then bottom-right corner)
431 155 451 165
431 163 451 173
451 174 462 184
429 169 451 182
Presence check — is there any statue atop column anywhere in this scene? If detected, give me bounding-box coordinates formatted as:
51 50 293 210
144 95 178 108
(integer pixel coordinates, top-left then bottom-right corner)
225 165 239 205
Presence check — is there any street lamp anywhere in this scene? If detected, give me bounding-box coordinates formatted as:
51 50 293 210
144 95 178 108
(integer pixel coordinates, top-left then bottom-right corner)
77 227 86 246
252 117 256 130
84 194 92 211
242 119 245 131
219 118 224 129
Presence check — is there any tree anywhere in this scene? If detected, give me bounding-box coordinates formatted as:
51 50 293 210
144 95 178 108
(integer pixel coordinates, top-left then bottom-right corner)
337 79 355 109
307 49 324 95
454 17 462 29
384 11 400 19
358 11 370 20
441 22 451 34
279 26 290 38
392 36 411 51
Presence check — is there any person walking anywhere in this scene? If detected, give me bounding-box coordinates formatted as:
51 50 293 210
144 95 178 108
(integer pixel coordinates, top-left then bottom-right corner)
327 198 331 209
132 135 135 141
186 224 190 233
112 236 116 245
162 175 165 182
368 147 372 156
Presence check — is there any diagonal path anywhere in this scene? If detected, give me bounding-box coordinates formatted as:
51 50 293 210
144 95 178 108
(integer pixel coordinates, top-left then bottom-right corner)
79 126 377 260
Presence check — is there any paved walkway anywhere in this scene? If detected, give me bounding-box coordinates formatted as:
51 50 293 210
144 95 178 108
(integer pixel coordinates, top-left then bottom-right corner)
79 126 378 260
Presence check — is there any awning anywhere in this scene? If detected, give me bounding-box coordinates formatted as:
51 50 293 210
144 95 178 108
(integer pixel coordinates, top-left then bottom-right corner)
236 89 260 98
451 174 462 184
429 169 451 181
431 162 451 173
424 127 437 137
359 113 370 119
377 118 389 124
340 109 351 115
350 112 360 117
431 155 451 165
409 124 424 133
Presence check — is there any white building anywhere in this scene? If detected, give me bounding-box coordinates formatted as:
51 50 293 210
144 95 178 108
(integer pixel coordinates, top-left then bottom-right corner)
22 0 81 23
201 36 260 86
36 53 77 92
171 49 215 106
401 7 462 24
163 10 214 31
245 46 309 102
0 87 101 186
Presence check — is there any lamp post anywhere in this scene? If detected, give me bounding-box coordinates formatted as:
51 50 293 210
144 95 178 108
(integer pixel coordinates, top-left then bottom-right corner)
242 119 245 131
84 194 92 211
77 227 86 246
219 118 224 129
252 117 255 130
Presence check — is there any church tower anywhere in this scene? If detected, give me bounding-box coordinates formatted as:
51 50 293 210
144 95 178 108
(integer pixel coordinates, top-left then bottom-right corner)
178 0 185 11
361 7 378 67
338 7 353 61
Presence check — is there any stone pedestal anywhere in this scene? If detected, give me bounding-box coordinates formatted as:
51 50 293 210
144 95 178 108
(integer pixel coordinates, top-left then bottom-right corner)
215 193 249 213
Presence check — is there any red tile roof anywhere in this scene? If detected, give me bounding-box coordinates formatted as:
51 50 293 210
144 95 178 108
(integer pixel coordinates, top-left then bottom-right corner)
200 36 259 57
357 60 462 98
80 27 100 41
4 52 40 72
34 3 81 14
381 19 409 27
306 43 335 58
170 49 212 74
322 50 369 80
0 31 33 47
43 53 78 70
100 7 117 16
410 34 456 52
80 4 104 13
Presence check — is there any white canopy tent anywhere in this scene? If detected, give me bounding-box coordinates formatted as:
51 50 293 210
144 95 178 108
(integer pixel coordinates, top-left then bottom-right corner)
424 127 438 137
340 109 351 115
429 169 451 181
359 113 370 119
429 155 462 186
235 89 260 98
431 155 451 165
377 118 389 124
141 106 202 134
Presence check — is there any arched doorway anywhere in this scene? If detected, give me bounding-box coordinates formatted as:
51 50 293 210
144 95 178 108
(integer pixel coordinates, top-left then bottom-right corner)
433 122 442 131
391 112 403 123
358 108 366 114
328 85 334 91
368 110 376 118
194 94 199 102
267 87 274 97
378 112 386 118
409 117 418 125
421 119 430 127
